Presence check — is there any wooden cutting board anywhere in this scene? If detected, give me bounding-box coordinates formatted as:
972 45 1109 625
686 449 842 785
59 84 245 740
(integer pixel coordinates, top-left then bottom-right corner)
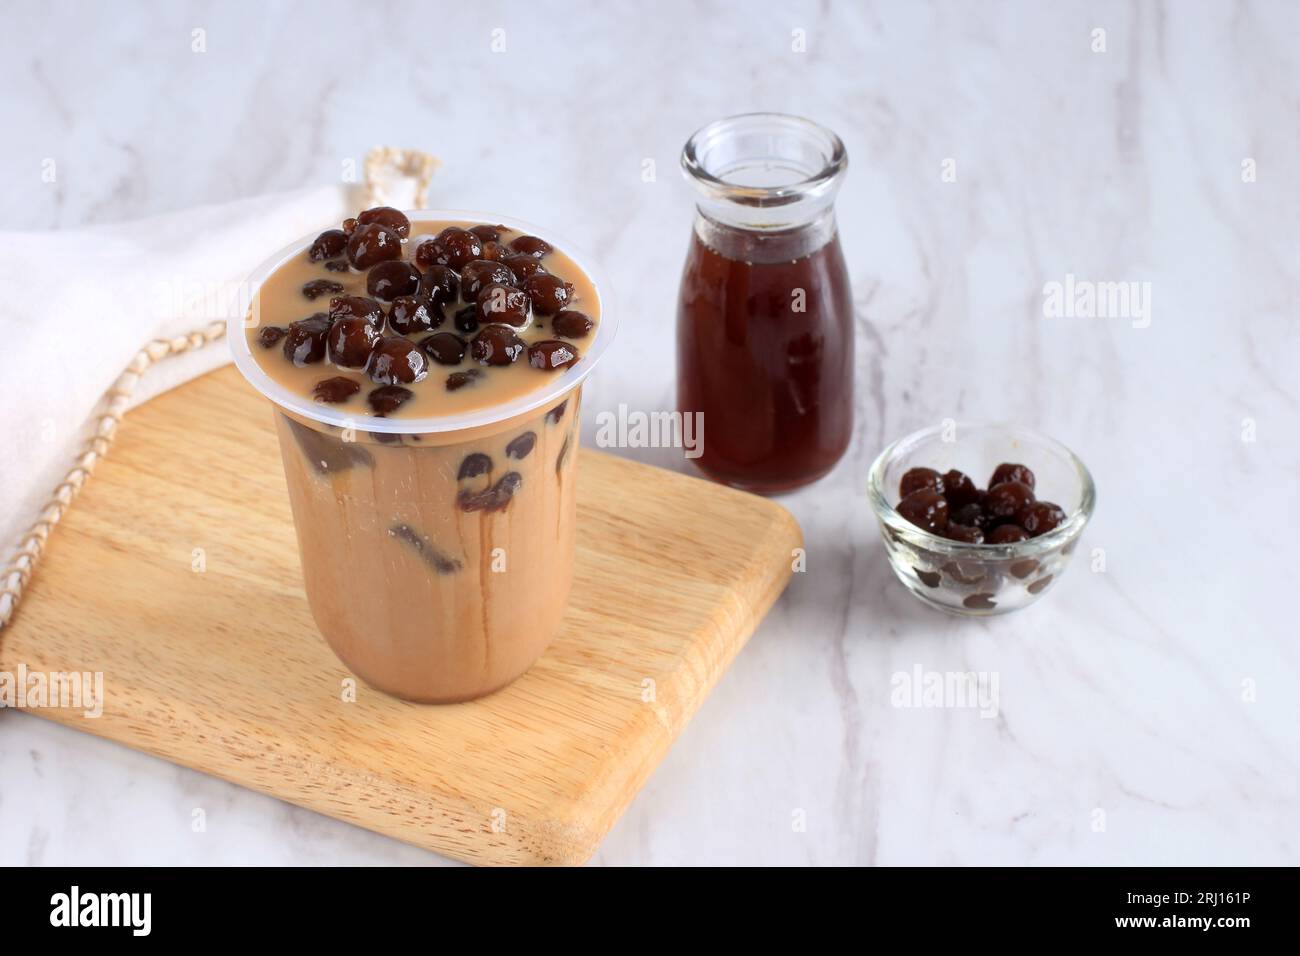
1 365 801 865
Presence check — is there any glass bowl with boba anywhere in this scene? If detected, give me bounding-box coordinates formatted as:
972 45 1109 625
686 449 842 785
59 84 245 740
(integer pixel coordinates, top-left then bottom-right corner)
867 423 1096 616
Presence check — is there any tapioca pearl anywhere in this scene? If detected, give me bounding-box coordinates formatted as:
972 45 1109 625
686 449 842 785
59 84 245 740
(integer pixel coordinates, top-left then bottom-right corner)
989 463 1036 492
367 384 414 414
346 223 402 270
899 467 943 499
986 524 1029 544
445 369 483 391
388 295 443 335
308 229 348 261
468 224 504 243
470 324 525 366
509 235 551 258
963 593 997 610
527 339 579 371
366 260 421 302
356 205 411 239
551 310 593 339
984 481 1034 521
941 470 980 509
506 432 536 460
523 273 574 315
1009 558 1040 579
503 254 546 284
458 471 523 513
915 568 941 588
258 326 288 348
327 317 381 368
416 227 482 270
302 278 345 301
475 283 530 327
950 502 987 530
367 336 429 385
420 264 459 304
328 295 385 328
420 331 468 365
944 523 985 544
1027 575 1054 594
896 488 949 533
460 259 516 301
282 314 331 366
458 453 492 480
453 306 479 334
313 376 361 404
1017 501 1067 537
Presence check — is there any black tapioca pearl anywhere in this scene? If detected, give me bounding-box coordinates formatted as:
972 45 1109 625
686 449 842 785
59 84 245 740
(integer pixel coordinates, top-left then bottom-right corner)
915 568 941 588
1027 575 1054 594
323 259 350 273
551 310 593 339
366 260 422 302
896 488 949 534
312 376 360 404
474 283 530 328
346 222 403 270
458 453 492 480
1009 558 1040 580
302 278 345 301
458 472 523 513
504 253 546 283
258 326 288 348
941 470 980 510
547 400 568 424
445 369 483 391
460 259 516 301
899 467 943 498
329 295 385 328
421 264 459 304
506 432 536 460
285 416 373 475
367 384 414 415
522 273 574 315
453 306 479 334
527 339 579 371
388 523 462 574
282 314 331 366
308 228 348 261
388 295 443 335
356 206 411 239
963 593 997 610
990 463 1036 492
509 235 551 258
421 331 468 365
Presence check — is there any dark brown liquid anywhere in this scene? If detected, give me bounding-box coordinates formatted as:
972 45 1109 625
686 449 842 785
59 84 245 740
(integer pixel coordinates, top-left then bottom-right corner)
676 224 854 492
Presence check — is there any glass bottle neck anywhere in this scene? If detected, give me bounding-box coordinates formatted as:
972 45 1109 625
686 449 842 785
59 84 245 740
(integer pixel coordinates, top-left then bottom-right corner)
681 112 847 262
694 206 838 264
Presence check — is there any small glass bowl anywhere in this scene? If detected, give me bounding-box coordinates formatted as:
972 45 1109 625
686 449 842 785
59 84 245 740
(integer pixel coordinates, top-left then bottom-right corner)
867 423 1096 616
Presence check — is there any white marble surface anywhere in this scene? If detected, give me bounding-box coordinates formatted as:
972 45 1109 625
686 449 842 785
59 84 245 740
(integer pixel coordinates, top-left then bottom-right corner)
3 0 1299 866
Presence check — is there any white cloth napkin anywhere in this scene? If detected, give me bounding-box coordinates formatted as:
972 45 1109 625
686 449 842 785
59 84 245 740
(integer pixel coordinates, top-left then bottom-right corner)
0 184 352 557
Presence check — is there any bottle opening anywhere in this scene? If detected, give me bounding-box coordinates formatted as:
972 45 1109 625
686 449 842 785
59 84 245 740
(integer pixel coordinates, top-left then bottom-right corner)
682 112 848 208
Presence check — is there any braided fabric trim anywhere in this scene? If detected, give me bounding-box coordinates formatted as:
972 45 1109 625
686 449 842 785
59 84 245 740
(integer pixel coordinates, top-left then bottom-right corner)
0 147 436 631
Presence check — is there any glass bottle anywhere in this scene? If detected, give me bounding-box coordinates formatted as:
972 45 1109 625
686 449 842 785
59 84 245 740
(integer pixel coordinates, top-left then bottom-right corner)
676 112 853 494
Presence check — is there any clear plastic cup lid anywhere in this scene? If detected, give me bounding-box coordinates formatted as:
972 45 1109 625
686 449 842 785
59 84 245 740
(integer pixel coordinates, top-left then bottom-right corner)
228 209 615 435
